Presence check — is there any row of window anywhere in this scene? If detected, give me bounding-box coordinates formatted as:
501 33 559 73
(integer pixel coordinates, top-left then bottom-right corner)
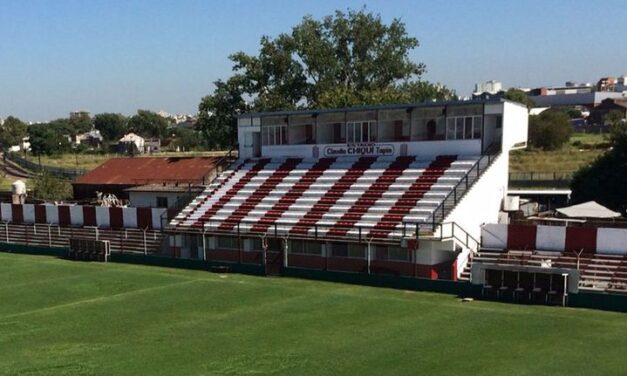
261 116 485 145
212 236 410 261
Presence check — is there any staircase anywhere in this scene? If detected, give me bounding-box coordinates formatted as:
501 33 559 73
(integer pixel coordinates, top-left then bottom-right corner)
425 146 501 234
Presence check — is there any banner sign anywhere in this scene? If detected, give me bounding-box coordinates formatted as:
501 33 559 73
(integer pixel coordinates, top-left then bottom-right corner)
323 143 394 157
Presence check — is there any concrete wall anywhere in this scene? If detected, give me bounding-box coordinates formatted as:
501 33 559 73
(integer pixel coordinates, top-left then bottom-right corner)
128 191 190 209
260 139 481 159
0 203 166 230
444 153 508 241
480 223 627 255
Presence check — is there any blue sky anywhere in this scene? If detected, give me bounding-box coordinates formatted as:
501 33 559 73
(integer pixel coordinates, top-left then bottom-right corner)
1 0 626 122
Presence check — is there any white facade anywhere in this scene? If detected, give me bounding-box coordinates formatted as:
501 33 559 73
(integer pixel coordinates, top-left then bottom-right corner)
237 100 528 160
474 80 502 95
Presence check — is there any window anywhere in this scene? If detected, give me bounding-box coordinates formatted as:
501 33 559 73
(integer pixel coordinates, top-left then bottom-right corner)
330 242 348 257
446 116 483 140
156 197 168 208
262 124 287 145
289 240 322 255
216 236 238 250
346 121 376 143
496 115 503 129
375 245 410 261
348 244 366 258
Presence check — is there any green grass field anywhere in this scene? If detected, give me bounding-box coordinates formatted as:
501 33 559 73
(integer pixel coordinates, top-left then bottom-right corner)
1 252 626 375
509 133 608 173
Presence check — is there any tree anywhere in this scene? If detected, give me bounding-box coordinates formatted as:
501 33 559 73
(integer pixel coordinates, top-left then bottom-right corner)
0 116 28 151
198 8 455 146
28 123 72 156
94 113 128 141
128 110 170 139
504 88 535 109
605 110 627 145
69 112 93 135
565 107 583 119
570 136 627 215
528 110 572 150
197 78 248 150
172 127 201 151
230 9 432 111
32 171 72 202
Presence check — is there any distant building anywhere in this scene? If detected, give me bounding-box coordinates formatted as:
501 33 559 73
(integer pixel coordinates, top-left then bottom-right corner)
473 80 502 95
118 133 145 154
70 110 90 119
589 98 627 124
144 138 161 153
75 129 103 148
597 77 618 92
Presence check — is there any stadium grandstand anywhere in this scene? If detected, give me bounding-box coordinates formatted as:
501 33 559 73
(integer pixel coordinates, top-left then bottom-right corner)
169 99 529 279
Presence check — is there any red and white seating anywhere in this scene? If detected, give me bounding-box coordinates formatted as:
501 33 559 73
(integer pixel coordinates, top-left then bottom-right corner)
172 155 480 240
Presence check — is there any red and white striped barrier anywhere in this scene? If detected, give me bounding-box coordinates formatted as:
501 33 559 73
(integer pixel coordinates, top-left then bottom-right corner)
481 223 627 255
0 203 166 230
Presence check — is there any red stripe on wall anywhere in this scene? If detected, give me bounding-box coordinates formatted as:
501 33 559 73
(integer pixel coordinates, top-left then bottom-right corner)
58 206 71 226
137 208 152 229
565 227 597 254
11 204 24 224
109 207 124 229
34 205 47 223
507 224 537 250
83 206 97 226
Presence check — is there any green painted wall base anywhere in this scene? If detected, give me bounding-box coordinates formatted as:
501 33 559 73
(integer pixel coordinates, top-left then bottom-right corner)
0 242 68 257
110 253 266 276
283 267 482 296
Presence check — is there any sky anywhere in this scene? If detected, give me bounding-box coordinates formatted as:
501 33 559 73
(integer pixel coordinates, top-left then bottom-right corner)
1 0 626 122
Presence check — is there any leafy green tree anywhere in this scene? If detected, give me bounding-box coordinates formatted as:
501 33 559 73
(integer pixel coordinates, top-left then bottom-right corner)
571 136 627 215
0 116 28 151
198 8 455 147
604 110 627 145
172 127 201 151
128 110 170 139
565 107 583 119
69 112 93 135
197 78 248 150
28 123 72 156
94 113 128 141
528 110 572 150
504 88 535 109
32 171 72 201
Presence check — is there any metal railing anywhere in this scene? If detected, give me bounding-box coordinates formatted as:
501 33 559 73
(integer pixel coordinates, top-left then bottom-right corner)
426 146 502 233
6 153 86 179
508 171 574 188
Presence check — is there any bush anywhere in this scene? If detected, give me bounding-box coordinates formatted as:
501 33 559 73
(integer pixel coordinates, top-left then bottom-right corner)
32 172 73 202
528 110 572 150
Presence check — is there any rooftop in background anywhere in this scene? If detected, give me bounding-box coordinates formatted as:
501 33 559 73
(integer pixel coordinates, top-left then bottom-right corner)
74 157 221 186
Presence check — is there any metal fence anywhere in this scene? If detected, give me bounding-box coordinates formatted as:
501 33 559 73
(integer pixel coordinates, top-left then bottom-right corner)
508 171 574 188
7 153 86 179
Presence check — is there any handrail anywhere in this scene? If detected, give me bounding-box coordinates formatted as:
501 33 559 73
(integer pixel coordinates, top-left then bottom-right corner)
7 152 86 179
425 146 501 233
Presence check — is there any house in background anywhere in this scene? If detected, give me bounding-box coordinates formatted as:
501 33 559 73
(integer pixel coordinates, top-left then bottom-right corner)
589 98 627 124
118 133 145 154
75 129 104 148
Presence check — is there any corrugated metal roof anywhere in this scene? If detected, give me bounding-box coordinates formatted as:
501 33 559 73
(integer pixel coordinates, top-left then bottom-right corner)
74 157 220 186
